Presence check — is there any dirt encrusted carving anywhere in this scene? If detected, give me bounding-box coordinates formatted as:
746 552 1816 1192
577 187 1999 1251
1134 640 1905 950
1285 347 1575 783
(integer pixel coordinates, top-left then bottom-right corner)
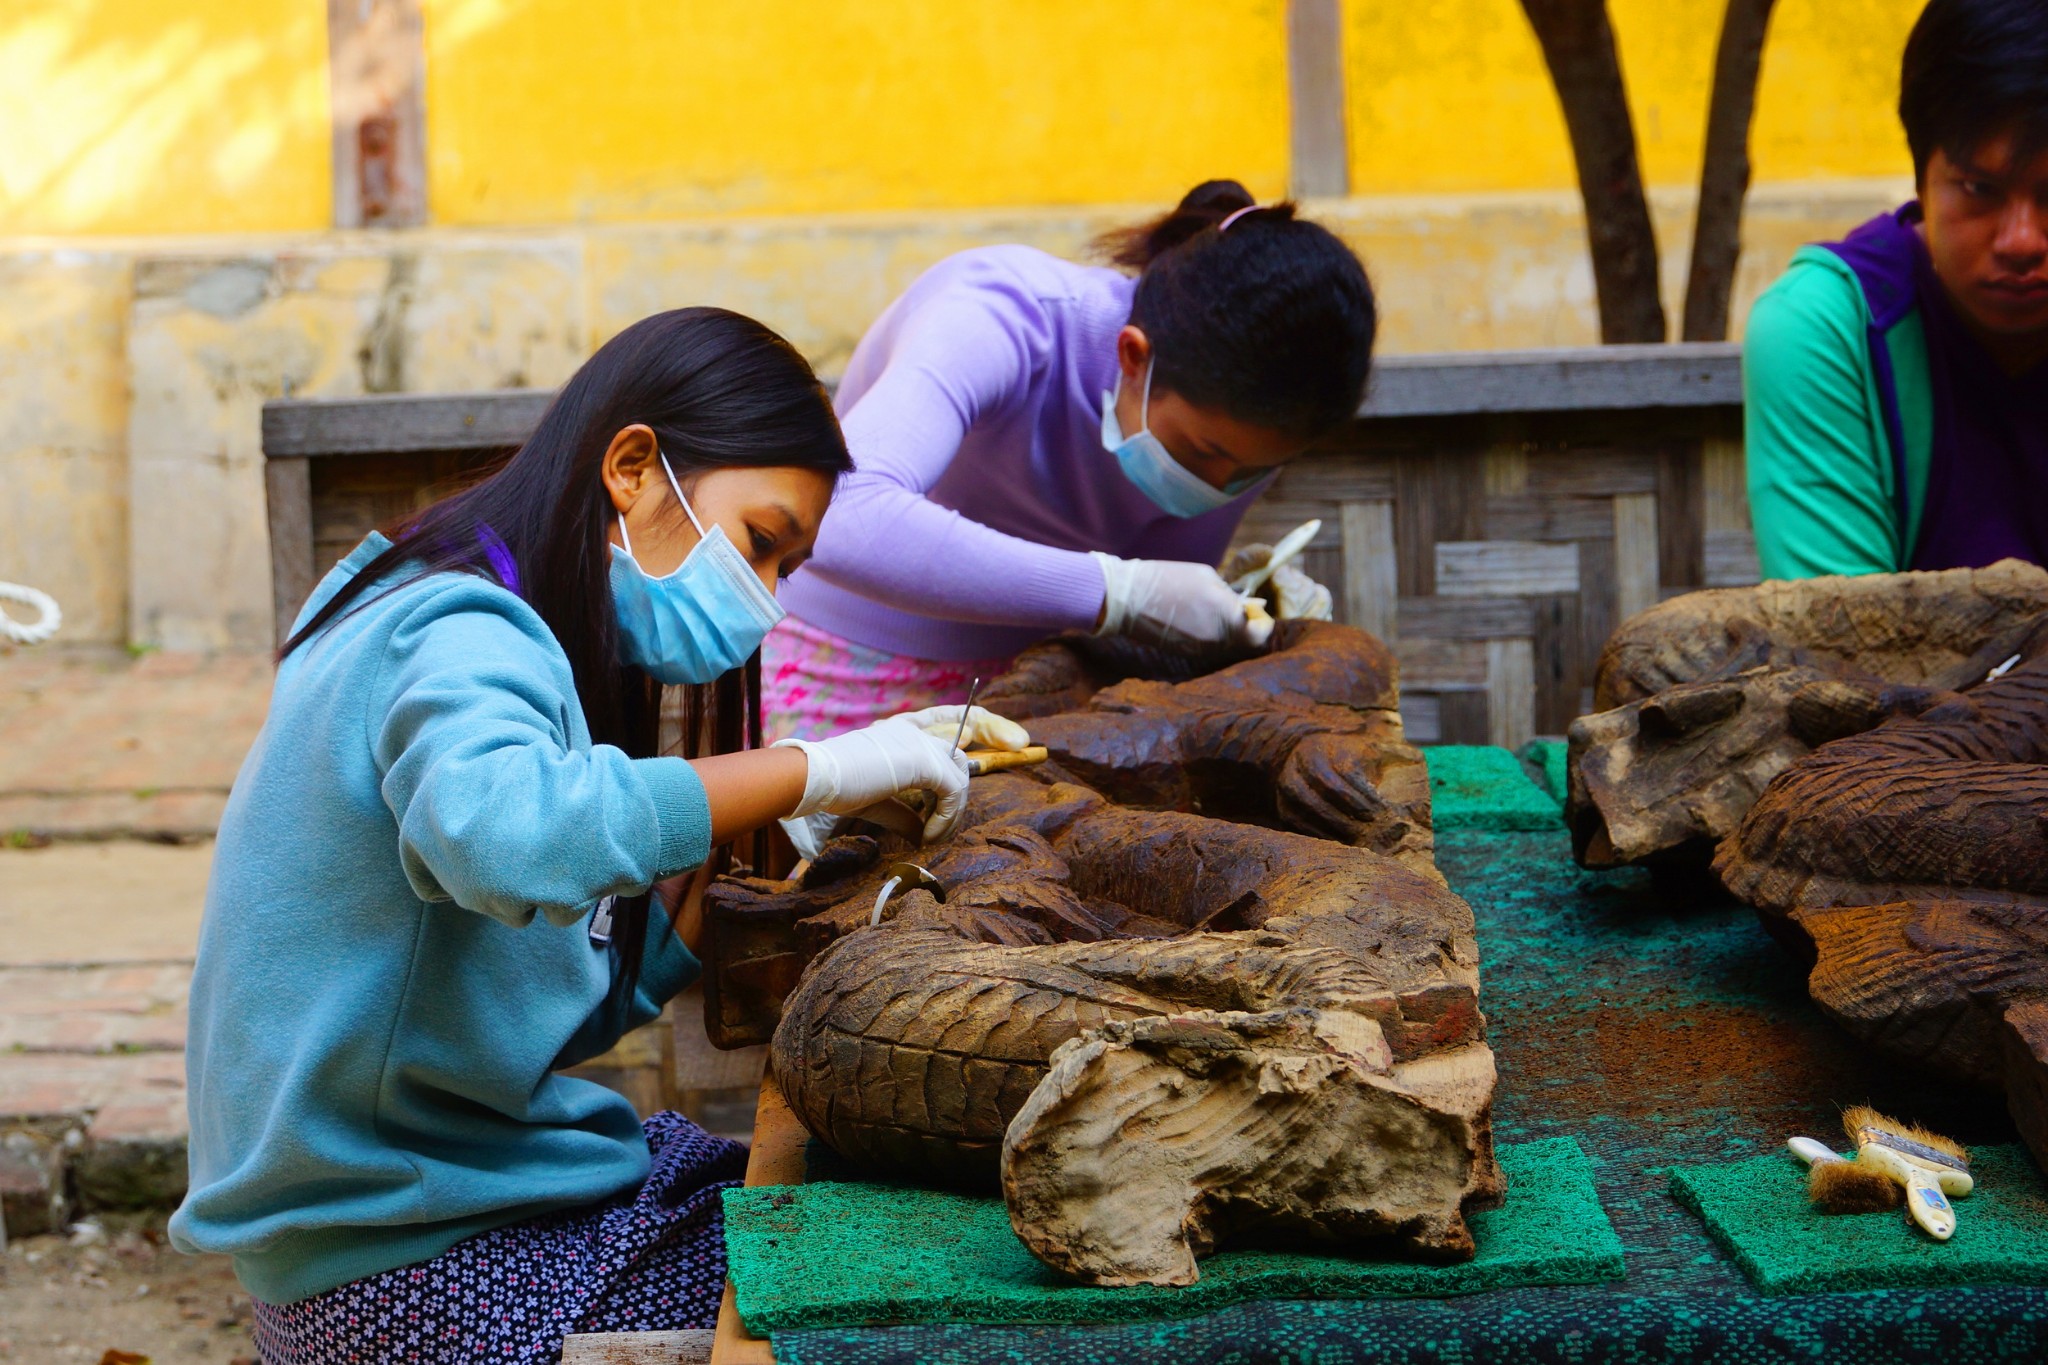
1713 655 2048 1167
709 622 1499 1286
979 621 1436 875
1564 560 2048 869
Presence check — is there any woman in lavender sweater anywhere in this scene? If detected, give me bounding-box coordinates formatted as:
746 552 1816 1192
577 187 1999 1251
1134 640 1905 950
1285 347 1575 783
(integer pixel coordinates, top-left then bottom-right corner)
766 179 1379 740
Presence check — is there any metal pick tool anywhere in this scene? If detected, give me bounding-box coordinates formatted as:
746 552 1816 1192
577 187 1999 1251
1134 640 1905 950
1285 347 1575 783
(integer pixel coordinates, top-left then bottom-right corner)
951 677 983 758
871 861 947 926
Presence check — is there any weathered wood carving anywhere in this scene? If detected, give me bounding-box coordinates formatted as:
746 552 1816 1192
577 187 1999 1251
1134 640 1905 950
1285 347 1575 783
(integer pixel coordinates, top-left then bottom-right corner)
704 622 1434 1048
766 775 1498 1285
1566 561 2048 868
982 621 1435 873
1713 655 2048 1165
708 622 1498 1285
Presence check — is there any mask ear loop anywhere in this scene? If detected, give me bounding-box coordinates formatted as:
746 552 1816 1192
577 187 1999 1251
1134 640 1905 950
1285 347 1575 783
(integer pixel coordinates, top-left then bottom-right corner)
614 448 707 560
1138 357 1155 436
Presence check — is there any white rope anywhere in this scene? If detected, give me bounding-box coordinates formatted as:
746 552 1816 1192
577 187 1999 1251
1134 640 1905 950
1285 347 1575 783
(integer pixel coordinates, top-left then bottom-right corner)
0 581 61 645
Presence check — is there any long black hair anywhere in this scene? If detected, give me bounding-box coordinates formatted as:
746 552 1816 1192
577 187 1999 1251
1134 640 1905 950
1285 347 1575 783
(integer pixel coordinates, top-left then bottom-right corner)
284 307 851 1011
1096 179 1376 440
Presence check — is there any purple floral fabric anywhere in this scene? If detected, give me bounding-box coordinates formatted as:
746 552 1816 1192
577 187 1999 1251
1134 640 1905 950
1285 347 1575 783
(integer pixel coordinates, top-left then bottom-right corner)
251 1112 746 1364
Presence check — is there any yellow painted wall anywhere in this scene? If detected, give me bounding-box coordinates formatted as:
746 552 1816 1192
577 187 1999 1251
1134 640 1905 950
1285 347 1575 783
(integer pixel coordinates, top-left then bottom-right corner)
0 0 330 236
1345 0 1923 195
0 0 1927 235
423 0 1293 224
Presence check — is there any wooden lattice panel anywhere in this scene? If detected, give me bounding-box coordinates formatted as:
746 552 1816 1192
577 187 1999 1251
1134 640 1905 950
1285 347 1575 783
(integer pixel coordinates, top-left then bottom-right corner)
1231 412 1756 748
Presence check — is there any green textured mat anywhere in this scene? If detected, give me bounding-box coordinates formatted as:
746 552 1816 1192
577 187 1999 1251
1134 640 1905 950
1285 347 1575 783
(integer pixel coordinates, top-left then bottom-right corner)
1520 737 1571 804
1670 1145 2048 1296
725 1137 1622 1332
771 798 2048 1362
1421 744 1564 830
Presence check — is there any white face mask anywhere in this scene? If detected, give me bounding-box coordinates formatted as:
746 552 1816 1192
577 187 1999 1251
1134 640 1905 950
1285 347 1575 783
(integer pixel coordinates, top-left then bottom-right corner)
1101 359 1265 517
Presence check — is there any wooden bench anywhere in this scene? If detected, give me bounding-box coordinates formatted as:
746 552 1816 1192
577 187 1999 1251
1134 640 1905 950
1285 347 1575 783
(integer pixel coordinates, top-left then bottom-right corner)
263 341 1747 751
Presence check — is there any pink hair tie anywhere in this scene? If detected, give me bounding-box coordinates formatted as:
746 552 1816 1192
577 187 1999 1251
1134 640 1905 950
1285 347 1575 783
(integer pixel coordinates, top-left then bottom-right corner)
1216 204 1262 233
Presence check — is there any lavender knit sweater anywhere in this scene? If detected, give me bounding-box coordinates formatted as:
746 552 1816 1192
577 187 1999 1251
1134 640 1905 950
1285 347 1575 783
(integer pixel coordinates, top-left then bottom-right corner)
779 246 1265 662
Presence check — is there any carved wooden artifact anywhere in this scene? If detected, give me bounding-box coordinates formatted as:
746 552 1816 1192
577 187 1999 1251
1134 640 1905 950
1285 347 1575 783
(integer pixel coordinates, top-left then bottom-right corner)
1566 561 2048 868
980 622 1436 873
709 623 1500 1285
1713 654 2048 1167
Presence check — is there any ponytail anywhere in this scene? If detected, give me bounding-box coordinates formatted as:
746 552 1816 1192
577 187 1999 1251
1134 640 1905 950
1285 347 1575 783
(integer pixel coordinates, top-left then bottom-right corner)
1094 180 1376 440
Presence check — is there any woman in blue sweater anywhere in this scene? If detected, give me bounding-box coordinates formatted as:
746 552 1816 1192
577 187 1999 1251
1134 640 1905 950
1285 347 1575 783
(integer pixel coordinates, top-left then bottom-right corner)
170 309 996 1362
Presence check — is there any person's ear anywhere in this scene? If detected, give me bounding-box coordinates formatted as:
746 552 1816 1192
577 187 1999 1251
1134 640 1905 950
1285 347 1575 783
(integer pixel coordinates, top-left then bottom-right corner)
1115 325 1152 386
601 425 660 517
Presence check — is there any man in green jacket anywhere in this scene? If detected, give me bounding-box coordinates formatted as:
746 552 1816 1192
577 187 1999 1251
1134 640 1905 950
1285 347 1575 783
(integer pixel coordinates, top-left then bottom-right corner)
1745 0 2048 579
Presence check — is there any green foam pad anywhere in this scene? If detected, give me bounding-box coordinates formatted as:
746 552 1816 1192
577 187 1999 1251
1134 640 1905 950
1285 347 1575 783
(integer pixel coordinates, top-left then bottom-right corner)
724 1136 1622 1332
1422 745 1564 831
1518 738 1571 805
1670 1144 2048 1295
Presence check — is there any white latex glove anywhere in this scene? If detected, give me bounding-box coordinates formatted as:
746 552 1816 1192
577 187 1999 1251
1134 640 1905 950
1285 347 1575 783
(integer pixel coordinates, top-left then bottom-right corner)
774 717 972 845
889 704 1032 753
1222 544 1335 622
1091 551 1273 650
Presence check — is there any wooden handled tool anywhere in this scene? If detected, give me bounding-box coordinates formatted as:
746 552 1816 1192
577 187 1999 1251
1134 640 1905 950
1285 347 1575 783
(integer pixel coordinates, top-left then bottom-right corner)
966 745 1049 776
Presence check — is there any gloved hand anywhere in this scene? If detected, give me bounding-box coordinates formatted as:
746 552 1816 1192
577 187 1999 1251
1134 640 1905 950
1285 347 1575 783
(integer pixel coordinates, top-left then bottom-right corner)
1091 551 1273 650
1221 544 1336 622
889 703 1033 753
773 717 971 845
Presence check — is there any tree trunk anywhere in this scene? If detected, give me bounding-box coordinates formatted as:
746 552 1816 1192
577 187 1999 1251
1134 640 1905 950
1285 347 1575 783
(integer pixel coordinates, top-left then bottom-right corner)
1682 0 1778 341
1520 0 1667 343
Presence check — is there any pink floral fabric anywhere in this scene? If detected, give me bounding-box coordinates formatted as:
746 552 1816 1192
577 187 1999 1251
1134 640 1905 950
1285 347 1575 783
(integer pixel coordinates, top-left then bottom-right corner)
761 615 1014 743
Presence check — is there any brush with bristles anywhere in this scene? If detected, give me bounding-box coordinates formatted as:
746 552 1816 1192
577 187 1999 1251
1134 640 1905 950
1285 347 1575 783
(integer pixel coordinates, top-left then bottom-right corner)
1842 1106 1972 1241
1788 1135 1903 1214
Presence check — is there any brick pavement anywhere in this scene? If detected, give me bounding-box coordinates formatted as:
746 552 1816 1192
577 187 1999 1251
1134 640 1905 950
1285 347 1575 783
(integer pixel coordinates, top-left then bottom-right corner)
0 647 271 842
0 646 714 1237
0 648 263 1234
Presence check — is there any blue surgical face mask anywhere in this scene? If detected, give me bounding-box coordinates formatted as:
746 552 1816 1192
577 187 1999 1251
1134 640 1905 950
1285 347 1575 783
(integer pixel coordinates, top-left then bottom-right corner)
1102 359 1267 518
608 452 785 685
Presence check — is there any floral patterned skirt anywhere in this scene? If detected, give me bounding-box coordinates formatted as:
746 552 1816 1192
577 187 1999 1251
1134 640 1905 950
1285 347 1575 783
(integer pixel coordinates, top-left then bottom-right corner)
250 1112 746 1365
760 614 1014 743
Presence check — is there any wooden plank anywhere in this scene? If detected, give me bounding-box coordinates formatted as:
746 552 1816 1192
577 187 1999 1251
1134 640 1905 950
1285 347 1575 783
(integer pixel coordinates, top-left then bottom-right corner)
1231 503 1345 551
327 0 426 228
1482 493 1617 542
1434 540 1580 597
1482 446 1529 496
1395 596 1535 640
1267 453 1398 504
1437 690 1491 746
1529 592 1584 736
1395 637 1489 688
1399 694 1441 744
1612 492 1661 624
263 390 551 458
1522 450 1661 497
1361 344 1740 419
261 347 1741 463
563 1331 713 1365
1704 528 1763 587
1700 436 1749 534
1340 499 1397 639
264 456 314 648
1576 535 1618 675
1286 0 1350 198
1656 443 1705 590
1486 638 1537 751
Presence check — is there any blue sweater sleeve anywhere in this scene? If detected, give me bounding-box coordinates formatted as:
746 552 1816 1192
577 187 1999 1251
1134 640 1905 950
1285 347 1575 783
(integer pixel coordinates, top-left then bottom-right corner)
370 583 714 927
